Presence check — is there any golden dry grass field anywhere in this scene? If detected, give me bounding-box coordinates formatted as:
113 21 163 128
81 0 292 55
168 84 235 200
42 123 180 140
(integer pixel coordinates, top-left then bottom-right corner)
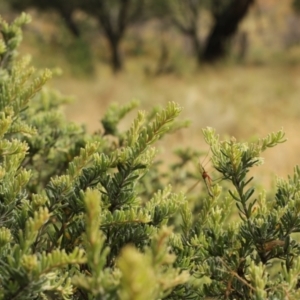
54 60 300 188
6 0 300 188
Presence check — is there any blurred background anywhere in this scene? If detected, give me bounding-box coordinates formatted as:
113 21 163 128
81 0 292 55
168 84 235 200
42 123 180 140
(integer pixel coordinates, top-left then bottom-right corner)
1 0 300 186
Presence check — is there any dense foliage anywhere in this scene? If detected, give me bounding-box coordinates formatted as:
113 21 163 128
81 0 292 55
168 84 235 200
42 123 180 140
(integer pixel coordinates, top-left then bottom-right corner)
1 14 300 300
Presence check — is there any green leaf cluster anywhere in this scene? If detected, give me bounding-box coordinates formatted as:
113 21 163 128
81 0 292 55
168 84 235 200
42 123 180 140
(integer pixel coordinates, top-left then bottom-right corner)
2 13 300 300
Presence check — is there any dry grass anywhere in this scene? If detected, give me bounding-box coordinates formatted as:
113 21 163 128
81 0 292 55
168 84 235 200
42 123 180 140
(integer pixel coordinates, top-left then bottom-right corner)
52 61 300 186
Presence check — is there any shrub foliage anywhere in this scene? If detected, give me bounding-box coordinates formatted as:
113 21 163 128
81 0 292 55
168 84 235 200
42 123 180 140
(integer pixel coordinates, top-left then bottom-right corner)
1 13 300 300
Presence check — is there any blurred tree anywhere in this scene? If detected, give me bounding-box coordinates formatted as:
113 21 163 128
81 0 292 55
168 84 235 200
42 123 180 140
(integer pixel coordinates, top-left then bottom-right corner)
9 0 146 73
8 0 255 70
80 0 146 73
202 0 254 62
293 0 300 13
9 0 81 37
153 0 254 64
151 1 203 63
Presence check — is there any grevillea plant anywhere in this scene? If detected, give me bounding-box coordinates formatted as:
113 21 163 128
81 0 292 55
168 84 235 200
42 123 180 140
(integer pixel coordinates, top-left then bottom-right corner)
1 13 300 300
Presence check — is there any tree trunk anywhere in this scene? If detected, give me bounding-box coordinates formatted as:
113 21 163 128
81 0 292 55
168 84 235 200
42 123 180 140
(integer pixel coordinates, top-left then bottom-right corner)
202 0 254 62
59 9 81 38
191 32 202 64
108 37 122 73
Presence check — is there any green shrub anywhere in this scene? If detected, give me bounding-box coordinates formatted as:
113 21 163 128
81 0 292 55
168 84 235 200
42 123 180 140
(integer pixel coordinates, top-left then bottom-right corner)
1 13 300 300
